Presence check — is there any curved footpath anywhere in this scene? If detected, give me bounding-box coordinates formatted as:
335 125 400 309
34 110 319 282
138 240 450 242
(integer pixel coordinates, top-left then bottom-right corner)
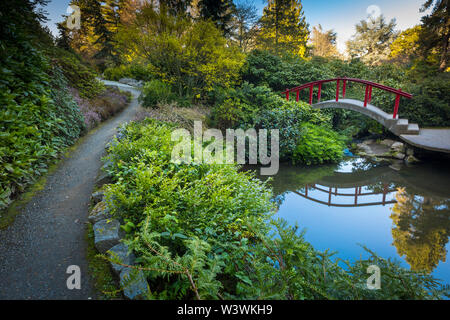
0 81 139 299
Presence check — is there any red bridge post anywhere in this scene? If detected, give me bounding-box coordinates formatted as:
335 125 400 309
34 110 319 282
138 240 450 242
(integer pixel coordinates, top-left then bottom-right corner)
336 79 340 101
342 79 347 99
393 93 401 119
364 85 370 107
318 83 322 102
309 85 314 105
286 90 289 101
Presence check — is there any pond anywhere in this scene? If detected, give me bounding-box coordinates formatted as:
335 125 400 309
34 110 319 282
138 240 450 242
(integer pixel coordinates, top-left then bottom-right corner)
249 157 450 288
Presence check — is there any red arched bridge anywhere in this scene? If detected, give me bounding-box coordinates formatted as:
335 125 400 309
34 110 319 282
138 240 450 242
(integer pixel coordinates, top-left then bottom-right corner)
282 77 450 153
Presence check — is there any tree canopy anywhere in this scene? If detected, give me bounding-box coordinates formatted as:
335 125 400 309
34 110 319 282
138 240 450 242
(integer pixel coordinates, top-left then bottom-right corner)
257 0 309 57
347 15 398 66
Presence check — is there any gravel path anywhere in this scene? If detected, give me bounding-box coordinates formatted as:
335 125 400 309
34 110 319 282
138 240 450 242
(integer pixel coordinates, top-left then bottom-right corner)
0 82 140 299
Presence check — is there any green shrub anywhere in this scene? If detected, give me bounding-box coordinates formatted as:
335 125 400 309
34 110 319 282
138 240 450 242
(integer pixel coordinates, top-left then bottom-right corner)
0 43 85 209
103 63 155 82
52 48 105 99
210 83 333 161
293 123 347 165
139 80 176 108
101 119 446 300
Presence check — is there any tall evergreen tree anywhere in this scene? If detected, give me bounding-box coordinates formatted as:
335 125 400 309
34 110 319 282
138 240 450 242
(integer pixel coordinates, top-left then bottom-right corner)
232 1 259 52
69 0 117 68
257 0 309 57
198 0 235 36
419 0 449 71
347 15 398 66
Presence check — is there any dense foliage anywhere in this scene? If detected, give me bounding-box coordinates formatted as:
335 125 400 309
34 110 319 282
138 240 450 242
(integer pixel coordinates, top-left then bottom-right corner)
139 80 177 109
241 50 450 129
209 82 343 163
293 123 347 165
102 119 447 300
114 6 245 99
0 0 130 209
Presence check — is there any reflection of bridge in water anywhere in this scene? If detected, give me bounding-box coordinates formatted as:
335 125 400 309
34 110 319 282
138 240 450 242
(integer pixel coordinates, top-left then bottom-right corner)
294 183 397 208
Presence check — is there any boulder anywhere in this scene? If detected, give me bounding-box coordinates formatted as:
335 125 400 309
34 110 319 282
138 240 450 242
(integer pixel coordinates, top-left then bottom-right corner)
88 201 111 224
405 155 421 165
392 152 406 160
93 219 122 253
356 142 391 158
95 170 112 186
91 191 104 205
107 243 136 275
120 268 148 300
102 158 114 171
389 160 404 171
380 139 395 147
391 142 405 153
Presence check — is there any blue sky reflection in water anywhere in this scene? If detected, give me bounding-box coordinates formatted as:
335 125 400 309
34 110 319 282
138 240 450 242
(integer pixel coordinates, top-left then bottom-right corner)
254 158 450 286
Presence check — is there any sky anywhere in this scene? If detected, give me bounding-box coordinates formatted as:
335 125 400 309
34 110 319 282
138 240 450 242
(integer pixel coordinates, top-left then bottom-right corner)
43 0 430 54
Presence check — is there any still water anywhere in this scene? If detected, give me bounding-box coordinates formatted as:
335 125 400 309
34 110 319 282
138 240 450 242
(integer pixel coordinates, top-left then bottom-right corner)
252 158 450 286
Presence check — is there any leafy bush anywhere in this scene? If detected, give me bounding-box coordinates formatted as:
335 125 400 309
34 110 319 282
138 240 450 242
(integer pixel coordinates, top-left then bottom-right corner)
103 63 155 82
211 83 332 161
52 48 105 99
116 8 245 99
101 119 447 300
293 123 347 165
139 80 176 108
0 43 85 209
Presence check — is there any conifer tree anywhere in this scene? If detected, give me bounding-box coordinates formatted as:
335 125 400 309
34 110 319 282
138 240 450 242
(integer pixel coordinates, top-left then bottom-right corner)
257 0 309 57
198 0 235 36
419 0 449 71
346 15 397 66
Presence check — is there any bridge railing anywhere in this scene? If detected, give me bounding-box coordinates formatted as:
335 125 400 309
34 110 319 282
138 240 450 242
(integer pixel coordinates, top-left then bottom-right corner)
293 183 397 207
282 77 413 119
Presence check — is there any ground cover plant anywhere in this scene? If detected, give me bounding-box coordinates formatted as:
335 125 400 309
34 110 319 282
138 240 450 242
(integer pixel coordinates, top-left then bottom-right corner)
101 119 448 300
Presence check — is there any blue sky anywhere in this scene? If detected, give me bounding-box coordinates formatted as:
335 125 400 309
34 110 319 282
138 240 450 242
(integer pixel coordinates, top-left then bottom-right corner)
43 0 429 53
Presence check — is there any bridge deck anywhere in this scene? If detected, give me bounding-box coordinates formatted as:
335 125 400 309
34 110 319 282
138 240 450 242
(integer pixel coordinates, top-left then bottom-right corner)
400 128 450 153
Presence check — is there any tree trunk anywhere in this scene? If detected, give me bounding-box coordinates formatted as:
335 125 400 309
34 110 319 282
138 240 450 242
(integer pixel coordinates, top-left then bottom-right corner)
439 31 448 72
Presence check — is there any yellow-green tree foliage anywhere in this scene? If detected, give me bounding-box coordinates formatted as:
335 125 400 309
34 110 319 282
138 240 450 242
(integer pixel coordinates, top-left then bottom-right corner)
310 24 340 58
257 0 309 57
115 3 244 96
389 26 422 64
390 188 450 273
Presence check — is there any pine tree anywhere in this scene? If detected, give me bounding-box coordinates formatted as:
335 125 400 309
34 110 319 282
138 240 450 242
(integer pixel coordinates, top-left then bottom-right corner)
69 0 117 68
346 15 397 66
198 0 235 36
232 1 259 51
419 0 449 71
257 0 309 57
